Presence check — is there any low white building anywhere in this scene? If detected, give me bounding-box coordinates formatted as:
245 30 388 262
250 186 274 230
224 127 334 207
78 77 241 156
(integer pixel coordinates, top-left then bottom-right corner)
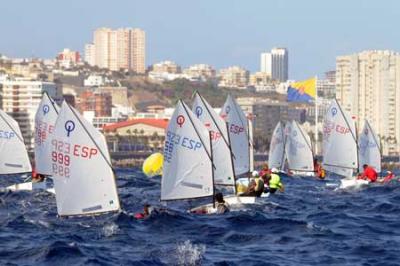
84 75 107 87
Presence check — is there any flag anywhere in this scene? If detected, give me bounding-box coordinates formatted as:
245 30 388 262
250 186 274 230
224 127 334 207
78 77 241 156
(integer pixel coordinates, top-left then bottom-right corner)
287 77 316 102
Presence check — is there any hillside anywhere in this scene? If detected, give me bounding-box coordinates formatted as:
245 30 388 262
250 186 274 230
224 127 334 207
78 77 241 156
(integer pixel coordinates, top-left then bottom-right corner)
121 77 285 111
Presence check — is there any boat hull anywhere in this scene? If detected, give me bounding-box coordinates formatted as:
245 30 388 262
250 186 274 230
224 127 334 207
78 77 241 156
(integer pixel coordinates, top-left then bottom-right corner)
189 195 264 214
6 181 55 194
339 178 370 189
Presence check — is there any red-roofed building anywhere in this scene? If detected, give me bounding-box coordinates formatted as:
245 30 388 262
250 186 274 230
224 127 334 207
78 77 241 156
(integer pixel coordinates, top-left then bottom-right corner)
103 118 169 137
104 118 169 152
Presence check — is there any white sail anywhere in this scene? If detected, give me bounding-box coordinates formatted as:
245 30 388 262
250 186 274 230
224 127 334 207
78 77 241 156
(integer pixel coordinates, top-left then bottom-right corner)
286 121 314 172
34 92 59 176
322 99 358 177
0 109 32 174
268 121 286 170
358 120 381 173
220 95 250 176
162 100 214 201
248 117 254 172
50 101 120 216
192 93 235 186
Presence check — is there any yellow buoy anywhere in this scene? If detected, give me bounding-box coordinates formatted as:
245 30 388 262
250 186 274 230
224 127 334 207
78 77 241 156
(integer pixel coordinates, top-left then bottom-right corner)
142 153 164 177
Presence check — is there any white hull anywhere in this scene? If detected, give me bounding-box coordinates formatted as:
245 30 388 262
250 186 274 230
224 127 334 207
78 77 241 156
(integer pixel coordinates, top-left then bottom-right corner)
290 171 315 177
189 195 264 214
339 178 370 190
6 181 55 194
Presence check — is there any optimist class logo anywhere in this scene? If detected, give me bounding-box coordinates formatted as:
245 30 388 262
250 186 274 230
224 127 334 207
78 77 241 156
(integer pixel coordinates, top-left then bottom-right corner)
176 115 185 127
195 106 203 118
331 107 338 116
43 104 50 115
65 120 75 137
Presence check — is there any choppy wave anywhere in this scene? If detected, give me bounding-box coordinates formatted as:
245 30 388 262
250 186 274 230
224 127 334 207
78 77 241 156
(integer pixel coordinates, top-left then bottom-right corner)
0 169 400 265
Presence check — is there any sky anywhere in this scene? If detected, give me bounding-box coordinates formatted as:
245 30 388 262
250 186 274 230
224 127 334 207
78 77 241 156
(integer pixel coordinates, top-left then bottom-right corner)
1 0 400 80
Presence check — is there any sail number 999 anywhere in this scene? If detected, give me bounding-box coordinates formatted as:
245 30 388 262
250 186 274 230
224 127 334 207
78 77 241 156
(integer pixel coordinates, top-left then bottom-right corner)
52 152 70 166
51 151 70 178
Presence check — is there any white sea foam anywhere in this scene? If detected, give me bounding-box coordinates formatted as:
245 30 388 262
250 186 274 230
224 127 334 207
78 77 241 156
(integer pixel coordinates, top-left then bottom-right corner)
102 223 119 237
175 240 205 266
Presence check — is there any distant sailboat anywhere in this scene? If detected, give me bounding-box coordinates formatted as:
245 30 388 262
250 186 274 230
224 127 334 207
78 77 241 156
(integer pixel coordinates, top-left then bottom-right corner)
358 120 381 173
268 121 287 171
161 100 214 202
0 109 32 175
220 95 251 177
321 99 370 189
162 100 255 214
286 120 314 174
192 92 235 187
35 92 60 176
7 93 59 192
50 101 120 216
322 99 358 178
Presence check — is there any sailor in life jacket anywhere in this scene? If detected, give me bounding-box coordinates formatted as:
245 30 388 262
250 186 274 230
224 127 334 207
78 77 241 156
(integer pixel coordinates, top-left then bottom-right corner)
240 171 264 197
269 168 284 194
378 170 396 184
134 204 158 219
313 158 326 180
357 164 378 183
31 165 45 183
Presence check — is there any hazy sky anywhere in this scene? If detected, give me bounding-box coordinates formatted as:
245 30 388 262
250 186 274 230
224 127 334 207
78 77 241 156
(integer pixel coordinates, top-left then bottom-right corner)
1 0 399 79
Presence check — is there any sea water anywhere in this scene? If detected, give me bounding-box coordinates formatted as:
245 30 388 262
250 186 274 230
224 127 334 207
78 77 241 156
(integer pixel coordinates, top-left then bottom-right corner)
0 169 399 265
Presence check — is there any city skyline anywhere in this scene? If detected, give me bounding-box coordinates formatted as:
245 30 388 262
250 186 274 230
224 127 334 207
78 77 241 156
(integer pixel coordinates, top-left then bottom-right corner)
1 0 400 79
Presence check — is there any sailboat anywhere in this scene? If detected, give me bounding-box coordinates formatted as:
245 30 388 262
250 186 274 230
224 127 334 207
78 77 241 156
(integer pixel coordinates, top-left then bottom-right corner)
50 101 120 216
285 120 314 176
161 100 254 215
358 120 381 173
7 92 59 192
268 121 287 171
220 95 252 177
322 99 366 188
192 92 235 187
0 109 32 176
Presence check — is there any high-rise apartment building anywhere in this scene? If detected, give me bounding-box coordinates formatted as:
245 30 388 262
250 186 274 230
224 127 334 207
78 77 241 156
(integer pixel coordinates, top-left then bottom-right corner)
85 27 146 73
84 44 96 66
260 48 288 82
336 50 400 155
0 79 62 149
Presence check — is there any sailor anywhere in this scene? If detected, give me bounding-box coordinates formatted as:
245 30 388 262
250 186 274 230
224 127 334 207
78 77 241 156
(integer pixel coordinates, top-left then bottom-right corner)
31 165 45 183
357 164 378 183
260 172 270 193
269 168 284 194
313 158 325 180
134 204 157 219
259 163 271 180
378 170 396 184
215 192 230 214
240 171 264 197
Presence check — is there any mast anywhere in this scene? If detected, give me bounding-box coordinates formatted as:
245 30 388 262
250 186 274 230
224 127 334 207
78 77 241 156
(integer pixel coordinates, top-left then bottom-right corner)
210 131 215 208
279 121 287 171
226 122 237 194
248 116 254 172
314 76 318 156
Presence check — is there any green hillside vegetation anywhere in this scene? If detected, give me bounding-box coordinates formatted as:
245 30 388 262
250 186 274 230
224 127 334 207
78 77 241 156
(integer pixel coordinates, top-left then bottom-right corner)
122 77 285 110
